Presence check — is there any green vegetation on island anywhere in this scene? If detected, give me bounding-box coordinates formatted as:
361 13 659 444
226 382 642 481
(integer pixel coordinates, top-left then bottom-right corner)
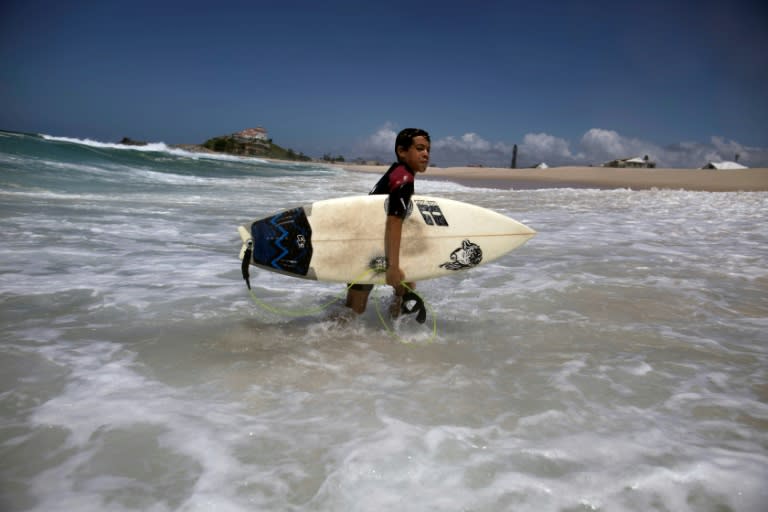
321 153 345 163
201 134 310 161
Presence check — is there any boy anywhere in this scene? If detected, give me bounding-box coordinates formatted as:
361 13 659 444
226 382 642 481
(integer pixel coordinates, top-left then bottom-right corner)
345 128 431 316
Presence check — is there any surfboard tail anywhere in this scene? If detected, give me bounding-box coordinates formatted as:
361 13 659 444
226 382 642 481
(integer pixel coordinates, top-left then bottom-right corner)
238 225 252 261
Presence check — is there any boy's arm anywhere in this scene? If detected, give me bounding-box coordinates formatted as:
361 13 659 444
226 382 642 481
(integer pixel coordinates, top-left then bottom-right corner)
384 214 405 294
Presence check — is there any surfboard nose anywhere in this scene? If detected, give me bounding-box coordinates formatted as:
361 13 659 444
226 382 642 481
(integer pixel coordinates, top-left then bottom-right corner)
512 219 536 236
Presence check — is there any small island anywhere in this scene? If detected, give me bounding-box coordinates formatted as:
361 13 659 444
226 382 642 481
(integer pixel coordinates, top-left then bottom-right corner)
199 127 311 161
119 127 312 162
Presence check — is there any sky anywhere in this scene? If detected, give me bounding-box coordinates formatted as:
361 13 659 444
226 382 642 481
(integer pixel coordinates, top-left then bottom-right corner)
2 0 767 168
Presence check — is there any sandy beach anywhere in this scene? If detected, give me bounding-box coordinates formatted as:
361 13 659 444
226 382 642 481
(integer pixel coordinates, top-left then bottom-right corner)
338 164 768 192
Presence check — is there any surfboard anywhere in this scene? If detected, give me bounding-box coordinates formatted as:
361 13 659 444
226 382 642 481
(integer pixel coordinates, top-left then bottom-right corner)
238 195 535 284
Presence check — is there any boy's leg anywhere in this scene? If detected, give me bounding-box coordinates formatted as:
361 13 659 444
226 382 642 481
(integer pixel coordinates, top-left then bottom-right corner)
389 290 402 318
346 284 373 314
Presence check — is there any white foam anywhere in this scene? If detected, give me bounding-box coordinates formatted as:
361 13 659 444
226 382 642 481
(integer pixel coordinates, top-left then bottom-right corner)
40 134 270 164
4 140 768 511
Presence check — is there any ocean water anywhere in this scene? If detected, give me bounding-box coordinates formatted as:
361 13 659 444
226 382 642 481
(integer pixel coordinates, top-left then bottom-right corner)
1 130 767 512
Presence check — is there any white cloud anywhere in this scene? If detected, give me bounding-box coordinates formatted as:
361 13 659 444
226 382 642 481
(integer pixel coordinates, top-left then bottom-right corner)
658 137 764 168
434 132 491 152
575 130 767 167
520 133 584 163
580 129 658 163
357 128 512 166
432 133 513 167
710 136 749 162
352 124 768 168
358 122 398 158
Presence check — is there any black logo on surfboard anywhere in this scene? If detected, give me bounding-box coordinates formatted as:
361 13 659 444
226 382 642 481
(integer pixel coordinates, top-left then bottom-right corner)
440 240 483 271
415 200 448 226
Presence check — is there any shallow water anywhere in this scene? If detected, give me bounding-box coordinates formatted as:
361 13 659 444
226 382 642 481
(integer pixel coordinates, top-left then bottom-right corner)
1 132 767 511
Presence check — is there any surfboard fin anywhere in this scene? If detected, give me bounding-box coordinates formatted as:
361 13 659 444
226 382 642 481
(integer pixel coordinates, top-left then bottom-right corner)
241 240 253 290
401 291 427 324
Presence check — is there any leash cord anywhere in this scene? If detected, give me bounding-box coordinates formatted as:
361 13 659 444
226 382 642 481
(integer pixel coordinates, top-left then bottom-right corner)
243 259 437 343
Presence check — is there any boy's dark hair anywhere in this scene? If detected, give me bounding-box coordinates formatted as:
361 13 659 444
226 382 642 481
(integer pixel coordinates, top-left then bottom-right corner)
395 128 430 159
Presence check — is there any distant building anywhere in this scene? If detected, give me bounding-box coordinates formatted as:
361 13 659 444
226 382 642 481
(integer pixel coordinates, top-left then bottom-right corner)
531 162 549 169
701 161 748 170
603 156 656 168
233 127 268 141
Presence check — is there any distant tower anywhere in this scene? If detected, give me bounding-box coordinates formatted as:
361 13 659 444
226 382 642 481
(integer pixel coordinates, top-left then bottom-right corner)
511 144 518 169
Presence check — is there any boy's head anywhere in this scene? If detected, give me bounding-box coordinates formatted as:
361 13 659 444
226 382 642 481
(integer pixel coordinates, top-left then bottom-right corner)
395 128 430 172
395 128 430 156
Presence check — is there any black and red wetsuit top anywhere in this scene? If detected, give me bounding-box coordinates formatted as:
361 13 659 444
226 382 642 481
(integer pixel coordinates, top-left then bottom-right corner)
369 162 414 219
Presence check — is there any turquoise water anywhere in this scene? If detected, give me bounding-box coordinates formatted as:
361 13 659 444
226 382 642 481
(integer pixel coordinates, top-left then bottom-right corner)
1 131 767 511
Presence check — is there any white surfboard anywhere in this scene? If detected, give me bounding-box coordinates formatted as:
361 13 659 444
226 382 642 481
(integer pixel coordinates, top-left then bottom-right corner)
238 195 535 284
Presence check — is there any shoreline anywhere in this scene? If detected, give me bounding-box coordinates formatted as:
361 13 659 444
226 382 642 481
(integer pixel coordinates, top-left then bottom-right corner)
335 164 768 192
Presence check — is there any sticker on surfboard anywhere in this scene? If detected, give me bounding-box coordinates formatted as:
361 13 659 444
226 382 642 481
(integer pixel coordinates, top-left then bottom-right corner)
440 240 483 270
415 200 449 226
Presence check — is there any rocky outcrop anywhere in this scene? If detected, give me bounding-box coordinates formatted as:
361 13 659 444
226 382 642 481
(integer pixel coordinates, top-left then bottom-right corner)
201 129 310 161
119 137 148 146
202 134 271 156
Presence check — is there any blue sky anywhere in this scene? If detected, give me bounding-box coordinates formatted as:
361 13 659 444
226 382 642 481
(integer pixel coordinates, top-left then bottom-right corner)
2 0 767 167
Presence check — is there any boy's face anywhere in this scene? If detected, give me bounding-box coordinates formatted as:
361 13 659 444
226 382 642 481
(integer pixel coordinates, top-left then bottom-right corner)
397 136 430 173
